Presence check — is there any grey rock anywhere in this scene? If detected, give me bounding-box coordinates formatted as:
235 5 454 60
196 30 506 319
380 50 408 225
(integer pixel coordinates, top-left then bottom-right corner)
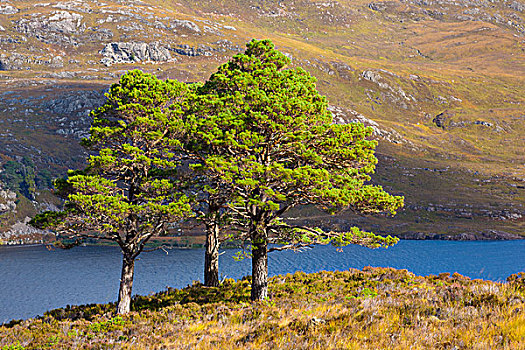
52 1 92 13
0 35 27 44
86 27 114 41
21 88 107 138
172 44 212 57
0 4 19 14
14 11 85 45
203 25 224 36
0 53 74 70
3 219 44 237
362 70 382 84
47 11 84 33
213 39 242 52
474 120 492 127
170 19 200 33
117 23 144 32
509 1 525 12
39 71 77 78
328 105 412 146
50 55 64 68
100 42 172 66
362 70 413 103
0 53 26 70
368 2 396 11
0 189 16 201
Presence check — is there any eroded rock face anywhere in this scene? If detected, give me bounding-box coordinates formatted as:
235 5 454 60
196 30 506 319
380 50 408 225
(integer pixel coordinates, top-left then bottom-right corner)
14 10 85 45
362 70 382 84
0 4 19 15
509 1 525 12
100 42 172 66
16 11 84 35
0 53 27 70
0 189 17 213
40 89 106 138
47 11 84 33
170 19 200 33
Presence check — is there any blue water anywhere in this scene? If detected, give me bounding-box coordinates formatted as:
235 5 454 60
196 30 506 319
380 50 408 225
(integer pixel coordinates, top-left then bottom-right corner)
0 240 524 322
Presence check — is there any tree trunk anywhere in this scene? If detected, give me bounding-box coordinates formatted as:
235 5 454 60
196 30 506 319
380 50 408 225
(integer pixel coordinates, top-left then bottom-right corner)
116 255 135 314
204 219 220 287
251 236 268 301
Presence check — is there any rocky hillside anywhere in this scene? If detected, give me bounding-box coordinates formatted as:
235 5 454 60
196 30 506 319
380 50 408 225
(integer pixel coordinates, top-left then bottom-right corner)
0 0 523 242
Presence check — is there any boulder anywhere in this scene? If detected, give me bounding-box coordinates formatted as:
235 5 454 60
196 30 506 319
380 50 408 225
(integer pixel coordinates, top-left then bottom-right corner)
0 4 19 15
100 42 172 66
509 1 525 12
362 70 382 84
0 53 26 70
432 111 454 129
170 19 200 33
47 11 84 33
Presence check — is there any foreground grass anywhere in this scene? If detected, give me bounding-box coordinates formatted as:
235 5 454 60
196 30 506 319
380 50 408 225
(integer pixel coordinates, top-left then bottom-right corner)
1 267 524 349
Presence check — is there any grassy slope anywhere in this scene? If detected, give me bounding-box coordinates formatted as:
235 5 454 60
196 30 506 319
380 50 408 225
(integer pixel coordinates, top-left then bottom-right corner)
0 0 523 238
1 268 524 349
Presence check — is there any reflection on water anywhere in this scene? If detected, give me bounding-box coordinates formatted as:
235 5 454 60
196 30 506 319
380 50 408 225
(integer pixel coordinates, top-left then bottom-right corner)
1 240 524 322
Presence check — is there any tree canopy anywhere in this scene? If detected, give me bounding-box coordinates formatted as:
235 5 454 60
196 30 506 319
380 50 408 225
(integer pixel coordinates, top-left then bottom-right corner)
32 39 404 306
32 70 193 314
188 39 404 300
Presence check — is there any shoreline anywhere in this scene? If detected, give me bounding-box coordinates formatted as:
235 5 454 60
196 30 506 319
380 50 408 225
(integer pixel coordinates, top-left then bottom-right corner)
2 237 525 249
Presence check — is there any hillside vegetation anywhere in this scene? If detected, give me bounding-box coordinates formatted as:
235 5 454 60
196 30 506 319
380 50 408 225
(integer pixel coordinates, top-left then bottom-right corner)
1 267 524 349
0 0 523 241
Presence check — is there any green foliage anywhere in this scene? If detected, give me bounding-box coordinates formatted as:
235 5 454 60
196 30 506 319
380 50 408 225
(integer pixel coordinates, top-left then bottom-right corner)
35 169 54 189
1 342 25 350
189 39 404 250
0 157 36 199
88 316 125 334
29 210 67 230
34 70 193 250
30 70 195 313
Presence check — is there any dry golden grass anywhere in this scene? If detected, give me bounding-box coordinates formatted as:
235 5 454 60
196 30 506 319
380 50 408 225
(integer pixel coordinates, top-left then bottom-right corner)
1 267 524 349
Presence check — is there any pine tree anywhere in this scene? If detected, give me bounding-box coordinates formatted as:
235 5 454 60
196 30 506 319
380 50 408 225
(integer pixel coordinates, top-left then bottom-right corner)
31 70 193 313
190 39 404 300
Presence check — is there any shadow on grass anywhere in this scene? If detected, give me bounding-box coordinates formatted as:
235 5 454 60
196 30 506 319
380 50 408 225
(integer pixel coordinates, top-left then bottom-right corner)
20 276 253 324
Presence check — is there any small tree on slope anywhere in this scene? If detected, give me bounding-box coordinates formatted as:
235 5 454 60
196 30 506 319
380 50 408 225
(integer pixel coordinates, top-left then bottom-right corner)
31 70 192 314
189 39 404 301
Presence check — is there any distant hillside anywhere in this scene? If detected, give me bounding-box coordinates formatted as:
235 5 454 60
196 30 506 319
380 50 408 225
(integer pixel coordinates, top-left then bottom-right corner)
0 0 523 241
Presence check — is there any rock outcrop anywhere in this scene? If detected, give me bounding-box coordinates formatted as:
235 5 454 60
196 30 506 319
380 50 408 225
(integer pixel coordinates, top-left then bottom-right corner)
0 3 19 15
432 111 455 129
0 189 17 213
0 53 26 70
170 19 200 33
100 42 173 66
14 10 85 45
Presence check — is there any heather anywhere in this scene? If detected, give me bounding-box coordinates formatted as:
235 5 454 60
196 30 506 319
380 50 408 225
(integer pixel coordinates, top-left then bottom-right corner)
2 267 524 349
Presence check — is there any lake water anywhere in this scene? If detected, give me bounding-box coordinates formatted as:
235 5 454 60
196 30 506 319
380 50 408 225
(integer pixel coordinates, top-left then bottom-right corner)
1 240 524 323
